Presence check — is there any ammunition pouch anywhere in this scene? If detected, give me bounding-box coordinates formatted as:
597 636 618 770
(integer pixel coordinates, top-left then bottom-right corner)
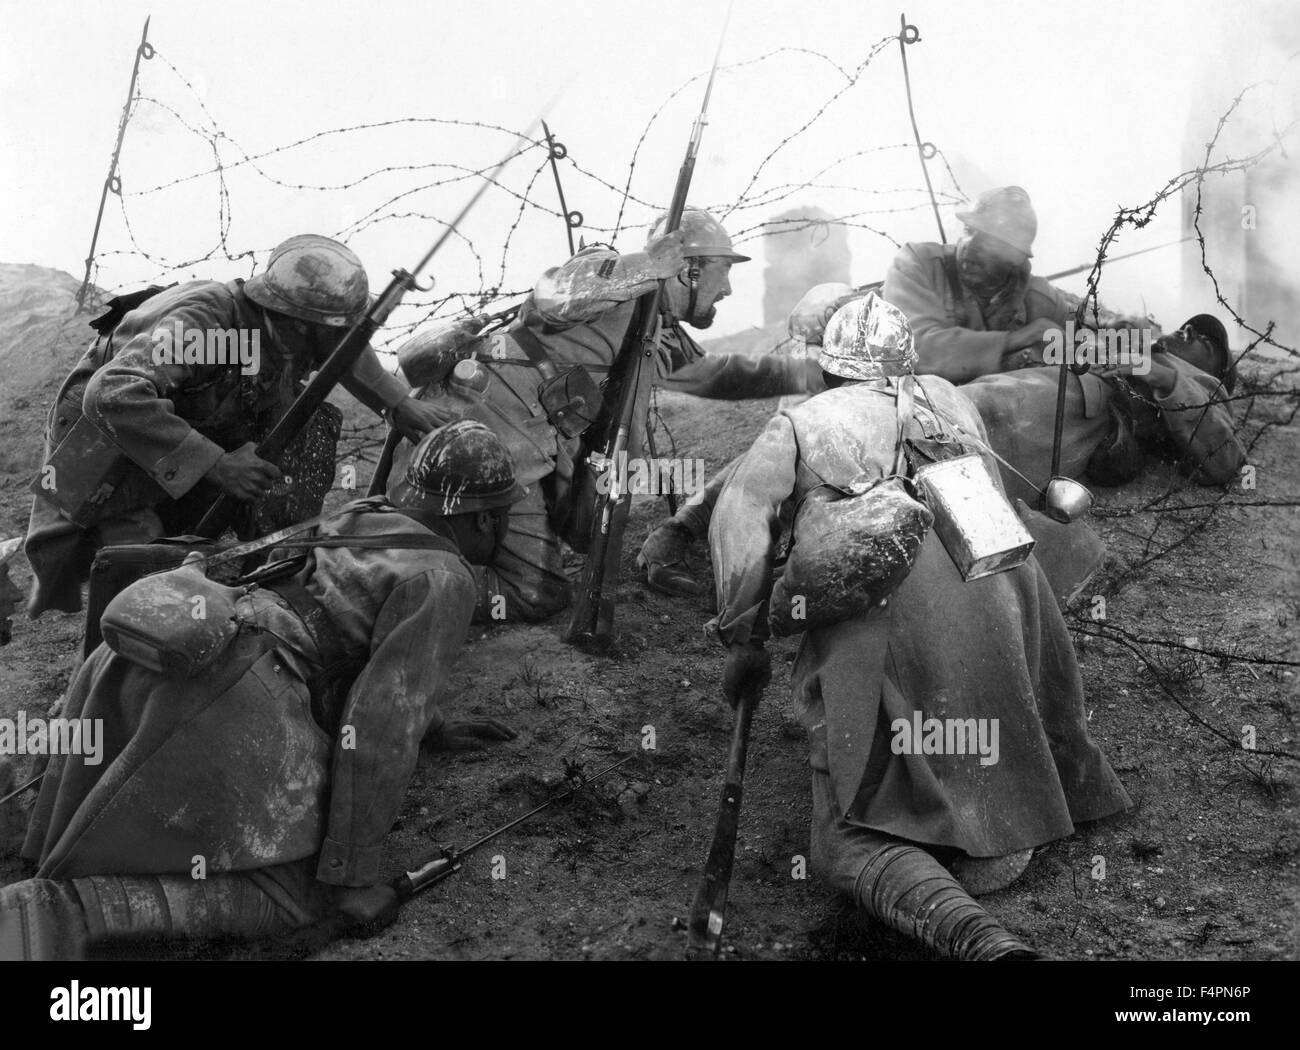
509 323 601 439
537 365 602 439
34 413 166 529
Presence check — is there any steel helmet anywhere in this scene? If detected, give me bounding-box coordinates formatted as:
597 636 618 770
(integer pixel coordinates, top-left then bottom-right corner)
819 292 916 382
954 186 1037 258
1173 313 1236 394
244 234 371 327
388 420 527 516
647 208 750 263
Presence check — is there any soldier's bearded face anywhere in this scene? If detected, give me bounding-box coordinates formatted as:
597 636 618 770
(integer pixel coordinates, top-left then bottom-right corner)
669 258 733 329
956 229 1026 297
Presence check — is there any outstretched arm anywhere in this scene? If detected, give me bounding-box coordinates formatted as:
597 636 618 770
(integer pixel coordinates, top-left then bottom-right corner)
709 413 800 647
1147 356 1246 484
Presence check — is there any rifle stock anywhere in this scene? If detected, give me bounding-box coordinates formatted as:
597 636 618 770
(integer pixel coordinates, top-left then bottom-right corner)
685 680 760 959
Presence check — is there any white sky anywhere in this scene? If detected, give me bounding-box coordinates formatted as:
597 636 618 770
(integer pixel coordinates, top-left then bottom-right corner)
2 0 1296 347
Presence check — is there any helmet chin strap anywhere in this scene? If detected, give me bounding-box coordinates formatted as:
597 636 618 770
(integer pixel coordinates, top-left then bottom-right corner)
685 260 702 323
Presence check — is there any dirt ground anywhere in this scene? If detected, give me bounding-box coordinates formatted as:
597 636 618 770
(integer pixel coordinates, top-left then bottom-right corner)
0 314 1296 962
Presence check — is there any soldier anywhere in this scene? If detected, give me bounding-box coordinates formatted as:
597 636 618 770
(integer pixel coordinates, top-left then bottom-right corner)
393 208 823 621
638 190 1246 590
25 234 447 618
0 421 523 960
882 185 1245 501
708 294 1131 960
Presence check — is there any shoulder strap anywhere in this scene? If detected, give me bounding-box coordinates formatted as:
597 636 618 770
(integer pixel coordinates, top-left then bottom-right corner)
892 377 914 477
940 248 971 327
505 323 557 380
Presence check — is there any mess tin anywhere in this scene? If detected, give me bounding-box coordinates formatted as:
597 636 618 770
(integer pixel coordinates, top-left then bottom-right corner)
913 453 1035 581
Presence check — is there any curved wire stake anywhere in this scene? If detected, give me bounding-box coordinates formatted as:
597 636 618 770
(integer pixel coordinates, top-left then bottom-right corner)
76 15 154 311
897 12 946 244
541 120 581 255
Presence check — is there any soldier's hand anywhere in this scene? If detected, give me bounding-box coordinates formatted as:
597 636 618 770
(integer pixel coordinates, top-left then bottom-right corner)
1091 358 1135 381
645 230 687 279
206 442 283 501
722 641 770 709
388 396 458 443
1007 317 1059 352
423 716 517 751
788 282 856 345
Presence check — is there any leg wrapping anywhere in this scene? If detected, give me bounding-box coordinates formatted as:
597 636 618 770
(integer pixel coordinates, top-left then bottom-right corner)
854 842 1038 960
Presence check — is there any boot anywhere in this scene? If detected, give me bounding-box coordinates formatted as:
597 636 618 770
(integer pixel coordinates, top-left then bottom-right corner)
949 848 1034 896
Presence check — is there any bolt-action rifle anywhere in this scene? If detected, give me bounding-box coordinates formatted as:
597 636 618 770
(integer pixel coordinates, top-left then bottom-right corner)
392 755 633 899
565 6 733 649
195 118 544 539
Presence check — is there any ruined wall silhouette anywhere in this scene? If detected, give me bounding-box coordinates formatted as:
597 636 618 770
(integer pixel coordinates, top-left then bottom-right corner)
762 207 852 325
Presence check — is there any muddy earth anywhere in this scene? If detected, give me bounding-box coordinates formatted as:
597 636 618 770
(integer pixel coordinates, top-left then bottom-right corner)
0 273 1296 961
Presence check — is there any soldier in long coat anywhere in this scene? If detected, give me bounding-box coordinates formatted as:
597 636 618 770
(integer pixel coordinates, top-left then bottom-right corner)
1 422 522 959
708 295 1131 959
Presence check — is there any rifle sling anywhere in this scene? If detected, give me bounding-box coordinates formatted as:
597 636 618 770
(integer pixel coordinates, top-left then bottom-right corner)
505 322 558 381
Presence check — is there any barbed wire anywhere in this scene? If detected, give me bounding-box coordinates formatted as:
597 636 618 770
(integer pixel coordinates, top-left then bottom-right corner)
63 25 1300 780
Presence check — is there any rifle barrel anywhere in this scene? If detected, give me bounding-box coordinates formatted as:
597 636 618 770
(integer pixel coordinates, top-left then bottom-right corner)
394 754 633 900
565 7 731 646
194 111 551 539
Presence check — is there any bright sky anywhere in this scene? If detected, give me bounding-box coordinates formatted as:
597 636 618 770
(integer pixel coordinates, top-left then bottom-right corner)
2 0 1296 345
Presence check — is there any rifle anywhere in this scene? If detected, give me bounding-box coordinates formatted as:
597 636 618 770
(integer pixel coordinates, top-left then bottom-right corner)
685 681 760 959
564 4 733 649
843 235 1195 299
392 754 633 900
0 770 45 807
196 117 544 538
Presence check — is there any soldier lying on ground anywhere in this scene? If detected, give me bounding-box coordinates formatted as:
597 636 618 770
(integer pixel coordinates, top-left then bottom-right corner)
708 294 1131 959
0 421 523 960
882 185 1245 502
637 188 1244 592
25 234 446 618
389 208 826 622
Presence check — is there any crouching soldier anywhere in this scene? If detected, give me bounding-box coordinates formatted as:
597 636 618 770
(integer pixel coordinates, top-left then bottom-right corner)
392 208 824 622
25 234 446 618
0 421 524 960
708 294 1131 959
